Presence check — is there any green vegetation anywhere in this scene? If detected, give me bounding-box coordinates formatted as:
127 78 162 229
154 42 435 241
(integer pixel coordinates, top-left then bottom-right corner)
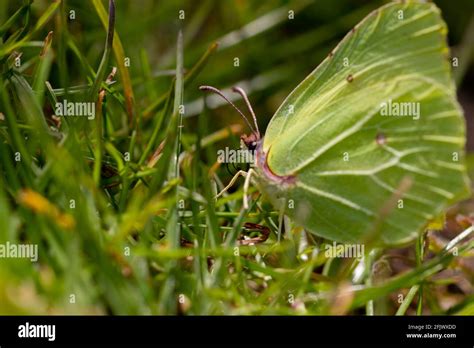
0 0 473 315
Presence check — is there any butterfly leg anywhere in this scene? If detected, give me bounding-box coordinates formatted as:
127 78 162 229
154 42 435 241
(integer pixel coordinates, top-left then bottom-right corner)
215 170 248 200
277 198 286 242
243 168 256 209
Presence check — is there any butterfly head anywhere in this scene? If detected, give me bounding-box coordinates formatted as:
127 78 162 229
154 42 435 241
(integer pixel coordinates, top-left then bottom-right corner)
241 132 261 152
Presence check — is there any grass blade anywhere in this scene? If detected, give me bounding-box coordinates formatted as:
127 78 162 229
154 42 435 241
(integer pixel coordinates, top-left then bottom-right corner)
89 0 115 101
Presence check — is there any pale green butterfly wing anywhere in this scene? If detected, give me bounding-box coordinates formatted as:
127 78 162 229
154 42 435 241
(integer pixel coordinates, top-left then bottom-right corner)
259 1 470 245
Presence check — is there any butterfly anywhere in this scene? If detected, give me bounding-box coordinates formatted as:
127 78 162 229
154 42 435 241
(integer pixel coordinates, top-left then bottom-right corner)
200 0 470 245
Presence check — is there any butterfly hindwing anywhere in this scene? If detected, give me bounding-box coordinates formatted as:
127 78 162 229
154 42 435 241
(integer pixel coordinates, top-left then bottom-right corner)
259 1 470 244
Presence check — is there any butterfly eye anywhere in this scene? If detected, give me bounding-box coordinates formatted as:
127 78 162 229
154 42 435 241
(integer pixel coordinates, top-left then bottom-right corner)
246 141 257 151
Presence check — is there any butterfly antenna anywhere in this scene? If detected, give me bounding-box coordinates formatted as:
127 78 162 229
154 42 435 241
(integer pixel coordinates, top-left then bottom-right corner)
232 86 260 138
199 85 256 134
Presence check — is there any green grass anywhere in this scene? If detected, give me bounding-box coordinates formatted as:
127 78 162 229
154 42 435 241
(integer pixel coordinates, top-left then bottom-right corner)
0 0 473 315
